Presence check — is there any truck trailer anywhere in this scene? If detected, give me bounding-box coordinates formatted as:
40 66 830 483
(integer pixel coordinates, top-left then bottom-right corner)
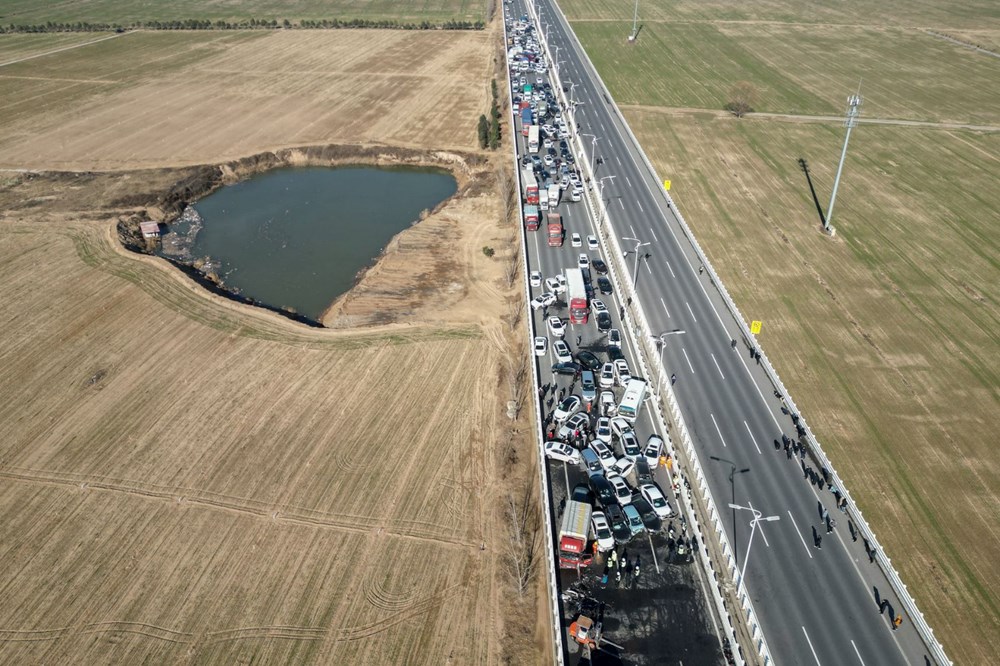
522 168 539 205
523 204 539 231
565 267 588 324
559 500 593 569
546 212 563 247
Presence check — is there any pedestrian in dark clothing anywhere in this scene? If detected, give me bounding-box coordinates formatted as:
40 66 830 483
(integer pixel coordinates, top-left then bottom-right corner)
619 307 625 319
732 339 738 349
699 265 704 275
671 373 677 385
634 553 641 578
559 498 566 514
801 460 808 478
547 397 554 408
576 335 582 346
786 446 793 460
849 520 857 542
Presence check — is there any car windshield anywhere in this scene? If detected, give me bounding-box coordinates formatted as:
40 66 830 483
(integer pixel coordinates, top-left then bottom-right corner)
651 497 666 507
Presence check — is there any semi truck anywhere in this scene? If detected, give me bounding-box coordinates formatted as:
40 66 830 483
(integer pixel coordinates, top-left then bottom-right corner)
566 267 589 324
546 212 563 247
522 168 539 205
520 107 532 135
547 183 560 209
558 500 594 569
523 204 539 231
528 125 539 153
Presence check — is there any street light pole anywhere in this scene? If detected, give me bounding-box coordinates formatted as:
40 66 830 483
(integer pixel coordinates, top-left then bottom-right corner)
711 457 750 565
653 329 686 400
622 236 650 291
629 0 639 41
728 503 779 597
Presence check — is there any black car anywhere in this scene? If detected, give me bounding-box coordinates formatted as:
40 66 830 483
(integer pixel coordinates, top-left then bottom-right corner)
597 277 613 295
575 350 603 371
591 258 608 275
571 483 594 504
607 346 626 362
605 504 632 543
631 493 662 532
596 312 612 332
590 475 616 508
635 456 654 485
551 362 582 376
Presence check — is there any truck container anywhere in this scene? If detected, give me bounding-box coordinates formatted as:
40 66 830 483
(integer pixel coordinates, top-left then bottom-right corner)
546 212 563 247
559 500 594 569
523 204 539 231
522 168 539 205
566 267 588 323
520 107 532 136
528 125 539 153
547 183 560 208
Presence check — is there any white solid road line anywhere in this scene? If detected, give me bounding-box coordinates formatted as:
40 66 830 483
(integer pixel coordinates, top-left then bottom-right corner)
787 510 814 559
710 353 726 380
616 154 622 166
665 260 676 278
851 640 866 665
660 297 671 318
743 420 762 455
625 175 632 187
629 224 637 237
685 301 698 322
619 199 625 209
637 200 643 212
710 413 728 448
681 347 695 373
802 626 823 665
649 227 657 242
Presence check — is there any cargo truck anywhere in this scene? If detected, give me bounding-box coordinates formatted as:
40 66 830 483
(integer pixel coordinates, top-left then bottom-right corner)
547 183 560 209
520 107 532 136
546 212 563 247
558 500 594 569
522 168 539 205
566 267 589 323
523 204 539 231
528 125 539 153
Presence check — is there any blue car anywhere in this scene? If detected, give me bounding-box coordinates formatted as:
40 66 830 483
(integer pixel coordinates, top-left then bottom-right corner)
623 504 645 537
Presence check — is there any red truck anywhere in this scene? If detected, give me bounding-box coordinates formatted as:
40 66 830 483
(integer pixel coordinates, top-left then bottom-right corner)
522 168 539 205
523 204 539 231
559 500 594 569
566 267 589 324
547 212 563 247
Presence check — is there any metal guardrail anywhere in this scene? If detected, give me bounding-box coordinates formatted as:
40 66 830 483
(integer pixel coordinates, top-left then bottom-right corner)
536 1 951 663
500 14 566 666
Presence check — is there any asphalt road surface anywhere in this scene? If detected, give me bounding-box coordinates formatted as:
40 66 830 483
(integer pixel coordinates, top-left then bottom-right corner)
508 0 939 664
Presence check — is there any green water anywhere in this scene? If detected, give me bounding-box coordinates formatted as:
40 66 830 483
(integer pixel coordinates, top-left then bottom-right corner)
186 166 457 321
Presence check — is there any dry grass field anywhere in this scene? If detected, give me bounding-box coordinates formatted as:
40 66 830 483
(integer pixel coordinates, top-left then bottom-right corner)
555 0 1000 660
0 28 494 170
0 160 543 663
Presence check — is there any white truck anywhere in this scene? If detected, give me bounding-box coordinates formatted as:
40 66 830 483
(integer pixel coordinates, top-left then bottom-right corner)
528 125 539 153
547 183 560 209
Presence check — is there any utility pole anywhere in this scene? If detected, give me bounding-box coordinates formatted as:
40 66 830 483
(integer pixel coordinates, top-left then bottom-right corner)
826 84 862 236
629 0 639 42
622 236 650 291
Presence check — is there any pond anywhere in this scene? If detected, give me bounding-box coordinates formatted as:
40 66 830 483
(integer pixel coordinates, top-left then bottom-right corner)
162 166 457 322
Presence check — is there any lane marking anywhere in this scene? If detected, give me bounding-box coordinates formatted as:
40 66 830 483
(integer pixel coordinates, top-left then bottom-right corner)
710 413 727 448
685 301 698 322
625 175 632 187
851 640 866 665
681 347 695 373
629 224 637 237
665 260 676 278
746 500 770 547
802 626 822 665
660 297 671 318
787 510 814 558
618 199 625 210
710 353 726 380
615 154 622 166
743 420 762 455
637 200 643 213
649 227 658 242
644 258 652 274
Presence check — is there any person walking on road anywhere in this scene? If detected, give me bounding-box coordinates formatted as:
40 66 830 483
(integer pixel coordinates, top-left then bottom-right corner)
671 373 677 385
699 265 704 275
633 553 641 579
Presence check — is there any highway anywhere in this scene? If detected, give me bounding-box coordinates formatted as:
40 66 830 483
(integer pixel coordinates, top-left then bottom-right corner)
510 0 939 664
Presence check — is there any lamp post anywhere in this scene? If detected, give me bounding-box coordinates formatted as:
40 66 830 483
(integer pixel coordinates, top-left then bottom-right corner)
653 329 686 399
595 175 615 230
728 503 779 598
711 456 750 565
622 236 650 291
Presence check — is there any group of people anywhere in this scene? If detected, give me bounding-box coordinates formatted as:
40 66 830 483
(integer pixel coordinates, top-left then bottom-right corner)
601 548 641 586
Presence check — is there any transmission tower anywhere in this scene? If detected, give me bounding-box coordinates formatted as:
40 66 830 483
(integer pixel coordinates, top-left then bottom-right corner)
825 85 862 235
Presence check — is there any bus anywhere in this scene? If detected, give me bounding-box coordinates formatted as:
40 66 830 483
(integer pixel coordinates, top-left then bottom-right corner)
617 379 648 421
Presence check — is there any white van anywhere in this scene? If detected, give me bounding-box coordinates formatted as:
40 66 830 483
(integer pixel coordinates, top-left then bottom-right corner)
618 379 648 422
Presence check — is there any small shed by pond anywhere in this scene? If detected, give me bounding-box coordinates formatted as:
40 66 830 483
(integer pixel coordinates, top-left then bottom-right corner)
139 221 161 238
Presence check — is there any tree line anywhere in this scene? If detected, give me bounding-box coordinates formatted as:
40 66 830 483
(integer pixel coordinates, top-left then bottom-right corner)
478 79 501 150
0 18 485 34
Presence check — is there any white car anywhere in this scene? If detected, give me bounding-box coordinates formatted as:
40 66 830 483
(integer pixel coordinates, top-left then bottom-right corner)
571 233 582 248
608 328 621 348
614 359 631 385
612 457 635 479
619 430 642 460
530 270 542 288
644 435 664 468
546 274 567 293
599 390 617 416
591 511 616 552
609 416 632 439
553 339 572 364
578 253 589 269
595 417 612 444
544 441 580 464
543 154 554 167
587 235 599 251
553 395 582 423
531 292 556 310
599 362 616 389
589 439 616 470
543 138 553 149
558 412 590 440
547 316 566 338
640 483 673 518
536 76 544 84
608 473 632 505
591 299 608 314
533 336 548 356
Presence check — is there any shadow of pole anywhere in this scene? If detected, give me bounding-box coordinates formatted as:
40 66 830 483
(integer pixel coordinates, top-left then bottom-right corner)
798 158 828 229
